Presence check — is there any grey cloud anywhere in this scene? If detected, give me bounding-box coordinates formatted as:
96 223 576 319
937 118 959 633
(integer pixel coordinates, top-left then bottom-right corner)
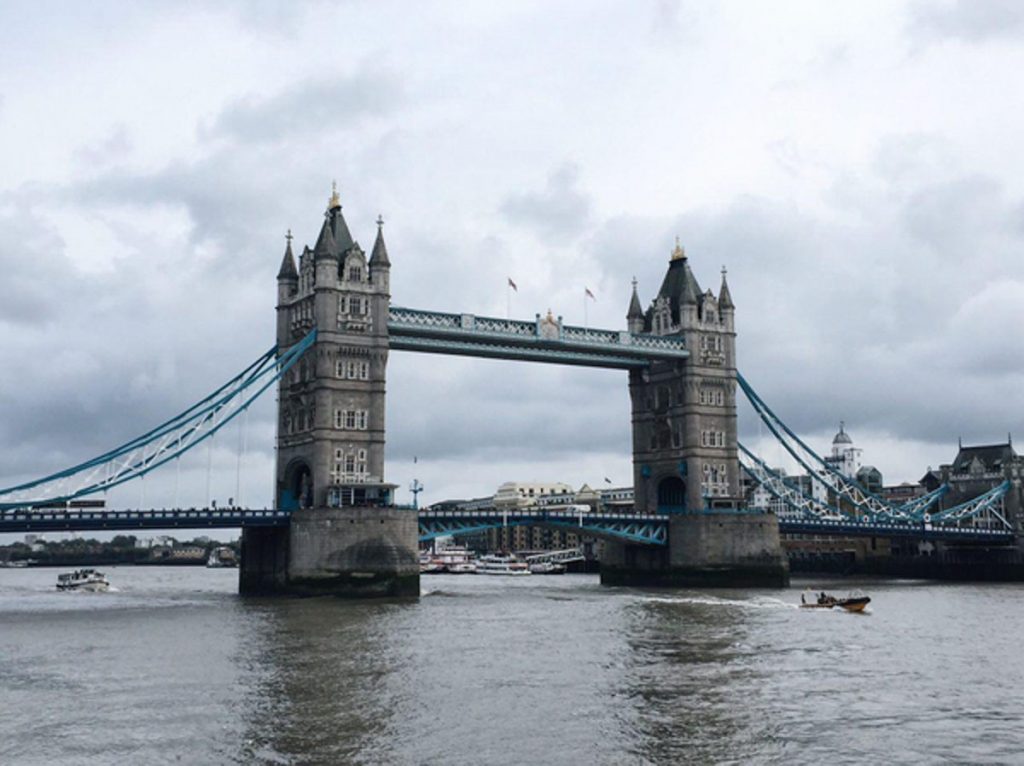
73 124 133 167
0 206 78 326
909 0 1024 42
500 163 592 243
69 152 296 278
207 71 402 144
902 174 1007 254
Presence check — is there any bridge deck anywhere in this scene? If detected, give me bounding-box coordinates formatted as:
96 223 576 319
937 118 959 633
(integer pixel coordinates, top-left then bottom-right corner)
0 506 1013 545
778 517 1014 544
0 508 291 533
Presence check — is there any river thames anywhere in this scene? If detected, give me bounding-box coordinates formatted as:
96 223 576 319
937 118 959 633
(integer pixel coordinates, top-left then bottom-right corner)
1 567 1021 765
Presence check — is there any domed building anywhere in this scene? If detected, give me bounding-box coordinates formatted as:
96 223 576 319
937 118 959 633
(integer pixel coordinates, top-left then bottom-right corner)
825 422 862 479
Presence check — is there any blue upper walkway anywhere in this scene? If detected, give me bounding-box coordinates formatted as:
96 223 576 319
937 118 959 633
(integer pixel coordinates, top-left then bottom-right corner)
387 306 688 369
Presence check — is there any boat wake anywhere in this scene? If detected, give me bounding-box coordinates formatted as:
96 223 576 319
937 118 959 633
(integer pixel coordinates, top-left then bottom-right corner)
420 588 464 598
639 594 798 610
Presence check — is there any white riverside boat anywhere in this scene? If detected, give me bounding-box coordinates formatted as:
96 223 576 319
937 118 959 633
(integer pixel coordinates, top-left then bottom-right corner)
56 569 110 592
476 555 531 576
528 561 567 575
206 546 238 568
421 545 479 574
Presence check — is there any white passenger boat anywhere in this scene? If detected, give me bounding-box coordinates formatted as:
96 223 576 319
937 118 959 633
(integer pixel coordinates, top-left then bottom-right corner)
419 550 445 574
206 546 238 568
421 544 479 573
56 569 110 592
476 555 531 576
528 561 567 575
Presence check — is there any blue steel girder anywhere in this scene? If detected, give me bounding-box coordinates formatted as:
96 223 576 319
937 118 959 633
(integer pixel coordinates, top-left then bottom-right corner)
388 306 688 369
0 508 292 533
418 509 667 545
779 517 1015 543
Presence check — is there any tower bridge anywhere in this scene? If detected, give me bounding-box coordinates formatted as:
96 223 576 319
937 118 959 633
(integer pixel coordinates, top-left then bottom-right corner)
2 187 1020 593
250 189 786 595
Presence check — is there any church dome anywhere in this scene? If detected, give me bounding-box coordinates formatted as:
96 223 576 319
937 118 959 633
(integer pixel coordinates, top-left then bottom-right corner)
832 422 852 445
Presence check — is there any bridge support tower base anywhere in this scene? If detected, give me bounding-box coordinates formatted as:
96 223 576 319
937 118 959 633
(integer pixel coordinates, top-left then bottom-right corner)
240 507 420 597
600 512 789 588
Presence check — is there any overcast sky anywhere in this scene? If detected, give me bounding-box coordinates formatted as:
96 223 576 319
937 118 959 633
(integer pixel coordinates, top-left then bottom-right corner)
2 0 1024 512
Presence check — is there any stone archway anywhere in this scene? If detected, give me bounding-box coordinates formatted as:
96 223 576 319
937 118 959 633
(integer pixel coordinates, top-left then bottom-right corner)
280 460 312 510
657 475 686 512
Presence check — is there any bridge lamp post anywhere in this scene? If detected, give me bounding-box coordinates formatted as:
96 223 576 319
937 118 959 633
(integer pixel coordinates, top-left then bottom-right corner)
409 479 423 510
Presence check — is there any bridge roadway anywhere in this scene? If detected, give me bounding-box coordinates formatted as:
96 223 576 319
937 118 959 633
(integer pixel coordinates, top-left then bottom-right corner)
0 507 1015 545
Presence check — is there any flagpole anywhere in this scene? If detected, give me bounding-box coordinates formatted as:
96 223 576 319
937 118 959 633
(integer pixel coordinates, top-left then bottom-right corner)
583 288 588 331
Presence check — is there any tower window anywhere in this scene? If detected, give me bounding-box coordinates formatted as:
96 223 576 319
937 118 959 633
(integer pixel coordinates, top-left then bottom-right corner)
348 267 362 282
335 410 368 430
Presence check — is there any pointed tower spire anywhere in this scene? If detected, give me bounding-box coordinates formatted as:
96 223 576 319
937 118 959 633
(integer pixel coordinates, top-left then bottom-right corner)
627 277 643 318
719 265 734 309
369 214 390 268
627 276 644 333
277 229 298 281
313 212 336 260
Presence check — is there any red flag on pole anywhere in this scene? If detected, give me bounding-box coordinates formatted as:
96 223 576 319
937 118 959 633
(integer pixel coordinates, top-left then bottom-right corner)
585 287 595 300
508 277 518 292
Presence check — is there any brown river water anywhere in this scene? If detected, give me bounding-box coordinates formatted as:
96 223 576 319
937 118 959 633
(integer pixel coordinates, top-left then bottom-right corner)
1 567 1021 764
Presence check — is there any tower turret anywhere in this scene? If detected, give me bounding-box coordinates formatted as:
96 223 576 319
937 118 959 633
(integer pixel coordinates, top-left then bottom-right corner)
627 277 644 333
369 214 391 292
277 230 299 282
719 267 734 309
276 230 299 347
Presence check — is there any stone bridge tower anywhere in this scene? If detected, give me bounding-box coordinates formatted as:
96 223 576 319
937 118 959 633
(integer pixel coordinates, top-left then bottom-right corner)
240 187 418 597
274 186 393 511
604 240 788 587
628 239 740 514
